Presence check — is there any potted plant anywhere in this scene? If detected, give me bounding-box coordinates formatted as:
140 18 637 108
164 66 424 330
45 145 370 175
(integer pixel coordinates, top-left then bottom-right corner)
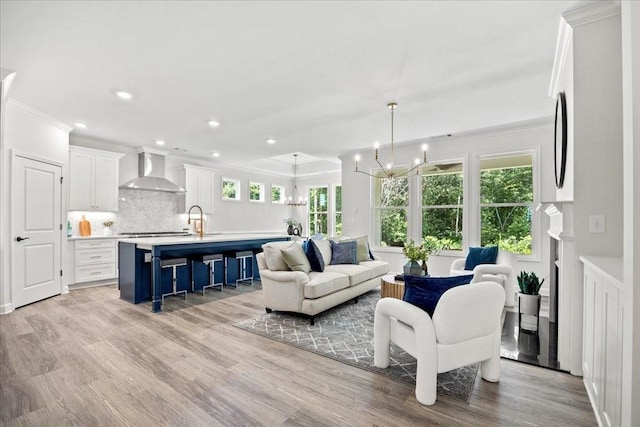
402 240 428 277
284 218 299 235
517 271 545 332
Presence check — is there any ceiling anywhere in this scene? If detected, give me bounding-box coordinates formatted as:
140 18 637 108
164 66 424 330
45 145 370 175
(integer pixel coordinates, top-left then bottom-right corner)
0 1 583 176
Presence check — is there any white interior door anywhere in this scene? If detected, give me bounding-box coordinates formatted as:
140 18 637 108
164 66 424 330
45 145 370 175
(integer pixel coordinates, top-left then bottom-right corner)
11 154 62 308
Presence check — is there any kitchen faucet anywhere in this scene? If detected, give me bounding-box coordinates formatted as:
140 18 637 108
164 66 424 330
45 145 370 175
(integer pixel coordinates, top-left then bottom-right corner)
187 205 204 238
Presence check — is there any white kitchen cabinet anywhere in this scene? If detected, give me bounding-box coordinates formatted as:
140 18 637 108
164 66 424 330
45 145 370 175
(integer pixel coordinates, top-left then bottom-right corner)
177 164 215 214
69 146 124 211
73 239 118 284
580 256 624 427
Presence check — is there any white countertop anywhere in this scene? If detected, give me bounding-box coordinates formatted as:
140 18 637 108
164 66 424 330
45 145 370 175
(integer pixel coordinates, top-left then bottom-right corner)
119 233 290 249
68 235 122 240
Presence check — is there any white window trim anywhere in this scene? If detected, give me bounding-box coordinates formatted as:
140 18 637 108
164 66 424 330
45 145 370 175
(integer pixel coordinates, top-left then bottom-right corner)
371 169 411 250
271 184 286 204
477 149 539 262
249 181 265 203
221 177 242 201
417 158 466 253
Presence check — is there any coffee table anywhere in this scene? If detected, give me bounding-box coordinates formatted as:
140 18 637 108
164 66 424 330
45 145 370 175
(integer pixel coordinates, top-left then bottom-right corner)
381 274 404 299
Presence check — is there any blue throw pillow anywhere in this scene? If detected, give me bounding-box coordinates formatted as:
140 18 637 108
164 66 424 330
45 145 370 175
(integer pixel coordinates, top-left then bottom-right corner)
464 246 499 270
403 274 474 316
329 240 358 265
305 239 325 272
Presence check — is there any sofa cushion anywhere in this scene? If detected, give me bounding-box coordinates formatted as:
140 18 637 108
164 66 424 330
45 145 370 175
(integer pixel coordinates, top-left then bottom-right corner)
330 240 358 265
354 236 372 262
324 264 371 286
262 241 296 271
305 239 325 272
281 243 311 273
464 246 499 270
314 239 333 266
304 271 350 299
403 274 474 316
359 260 390 278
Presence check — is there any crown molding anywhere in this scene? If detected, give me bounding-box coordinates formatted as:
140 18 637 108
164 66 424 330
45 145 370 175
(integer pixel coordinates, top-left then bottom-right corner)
6 98 73 132
563 0 621 28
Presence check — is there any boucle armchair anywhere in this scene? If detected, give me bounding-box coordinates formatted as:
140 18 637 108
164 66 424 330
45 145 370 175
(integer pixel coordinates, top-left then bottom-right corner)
450 250 517 306
374 281 505 405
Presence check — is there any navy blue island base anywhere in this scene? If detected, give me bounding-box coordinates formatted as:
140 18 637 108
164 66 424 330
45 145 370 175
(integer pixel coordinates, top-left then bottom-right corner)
118 234 290 312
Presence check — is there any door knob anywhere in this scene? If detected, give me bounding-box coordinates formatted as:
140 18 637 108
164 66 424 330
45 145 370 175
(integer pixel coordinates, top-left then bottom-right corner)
16 236 29 242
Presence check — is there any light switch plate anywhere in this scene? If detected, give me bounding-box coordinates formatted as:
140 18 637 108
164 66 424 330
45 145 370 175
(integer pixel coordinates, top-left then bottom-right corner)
589 215 605 233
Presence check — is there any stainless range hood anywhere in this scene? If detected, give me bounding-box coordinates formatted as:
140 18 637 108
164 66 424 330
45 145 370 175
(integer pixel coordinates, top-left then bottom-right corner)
119 148 186 193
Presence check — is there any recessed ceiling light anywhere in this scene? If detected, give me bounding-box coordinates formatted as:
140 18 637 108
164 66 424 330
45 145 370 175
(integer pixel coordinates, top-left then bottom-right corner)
155 140 165 146
115 91 133 100
212 152 220 158
74 122 87 129
267 139 276 144
208 120 220 127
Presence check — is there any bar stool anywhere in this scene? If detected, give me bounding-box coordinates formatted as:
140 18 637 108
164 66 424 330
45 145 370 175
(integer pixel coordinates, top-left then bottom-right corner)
191 253 224 295
225 250 254 286
161 257 188 303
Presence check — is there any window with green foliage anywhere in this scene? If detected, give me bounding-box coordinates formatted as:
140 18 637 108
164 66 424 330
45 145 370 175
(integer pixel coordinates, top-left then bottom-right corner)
309 186 328 235
334 185 342 236
421 163 463 250
480 154 534 255
222 178 241 200
249 182 264 202
375 175 409 247
271 185 285 204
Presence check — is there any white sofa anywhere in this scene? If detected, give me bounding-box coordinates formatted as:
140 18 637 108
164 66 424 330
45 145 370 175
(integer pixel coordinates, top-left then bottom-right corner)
256 239 390 324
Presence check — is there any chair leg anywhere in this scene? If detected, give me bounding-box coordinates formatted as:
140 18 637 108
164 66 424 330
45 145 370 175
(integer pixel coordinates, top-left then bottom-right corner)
414 360 438 405
481 328 502 382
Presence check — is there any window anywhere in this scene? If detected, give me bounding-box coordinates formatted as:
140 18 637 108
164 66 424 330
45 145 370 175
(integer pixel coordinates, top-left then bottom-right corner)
421 162 463 250
375 175 409 247
222 178 241 201
334 185 342 236
480 154 534 255
249 182 264 202
308 186 328 235
271 185 285 204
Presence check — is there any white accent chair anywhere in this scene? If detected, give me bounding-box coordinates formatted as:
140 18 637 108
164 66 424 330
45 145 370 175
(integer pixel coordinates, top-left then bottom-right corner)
374 281 505 405
449 251 517 306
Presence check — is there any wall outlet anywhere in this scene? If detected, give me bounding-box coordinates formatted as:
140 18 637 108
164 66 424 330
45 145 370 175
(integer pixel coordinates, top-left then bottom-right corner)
589 215 605 233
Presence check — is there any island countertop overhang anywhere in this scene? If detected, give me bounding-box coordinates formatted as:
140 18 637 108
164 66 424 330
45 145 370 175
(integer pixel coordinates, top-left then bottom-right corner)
119 233 290 250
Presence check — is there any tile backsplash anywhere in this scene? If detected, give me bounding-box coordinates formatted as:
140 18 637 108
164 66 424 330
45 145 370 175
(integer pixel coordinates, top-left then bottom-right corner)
67 189 187 236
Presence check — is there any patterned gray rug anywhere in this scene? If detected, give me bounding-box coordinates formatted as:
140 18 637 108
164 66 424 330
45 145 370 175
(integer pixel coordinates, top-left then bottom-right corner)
235 290 479 403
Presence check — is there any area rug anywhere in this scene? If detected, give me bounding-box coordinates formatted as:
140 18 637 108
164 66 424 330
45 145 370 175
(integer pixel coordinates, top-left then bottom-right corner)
234 290 479 402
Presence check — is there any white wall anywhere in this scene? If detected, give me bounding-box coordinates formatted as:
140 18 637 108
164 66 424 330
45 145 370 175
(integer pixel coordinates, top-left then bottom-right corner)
339 118 556 279
0 99 70 313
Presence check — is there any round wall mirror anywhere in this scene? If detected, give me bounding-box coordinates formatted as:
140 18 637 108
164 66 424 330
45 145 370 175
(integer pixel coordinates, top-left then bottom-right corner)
554 91 568 189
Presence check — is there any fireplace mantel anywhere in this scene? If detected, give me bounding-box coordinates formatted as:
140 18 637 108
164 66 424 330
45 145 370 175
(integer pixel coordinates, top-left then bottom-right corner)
543 202 574 241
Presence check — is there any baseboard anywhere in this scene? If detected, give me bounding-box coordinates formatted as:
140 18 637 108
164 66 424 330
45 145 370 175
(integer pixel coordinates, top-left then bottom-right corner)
0 302 14 315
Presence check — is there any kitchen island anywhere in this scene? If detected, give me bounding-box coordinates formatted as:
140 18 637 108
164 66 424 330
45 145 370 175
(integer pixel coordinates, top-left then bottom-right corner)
118 233 290 312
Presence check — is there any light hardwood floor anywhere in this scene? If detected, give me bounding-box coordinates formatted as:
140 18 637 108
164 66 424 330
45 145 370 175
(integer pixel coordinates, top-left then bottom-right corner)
0 283 595 426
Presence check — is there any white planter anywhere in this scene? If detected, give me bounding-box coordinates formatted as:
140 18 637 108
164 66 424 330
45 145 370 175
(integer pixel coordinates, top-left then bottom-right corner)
103 227 113 236
518 293 541 333
518 293 541 315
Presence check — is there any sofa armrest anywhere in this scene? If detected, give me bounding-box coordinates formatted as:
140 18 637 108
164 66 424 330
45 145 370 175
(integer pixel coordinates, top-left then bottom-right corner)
259 269 309 285
260 269 309 312
449 258 466 272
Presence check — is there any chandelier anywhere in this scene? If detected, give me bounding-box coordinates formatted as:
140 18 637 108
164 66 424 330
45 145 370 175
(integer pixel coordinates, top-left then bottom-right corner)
354 102 428 179
286 154 308 207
